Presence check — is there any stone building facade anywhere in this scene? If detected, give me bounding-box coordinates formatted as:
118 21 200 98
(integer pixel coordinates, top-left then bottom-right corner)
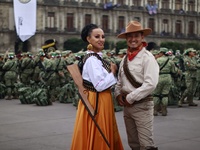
0 0 200 53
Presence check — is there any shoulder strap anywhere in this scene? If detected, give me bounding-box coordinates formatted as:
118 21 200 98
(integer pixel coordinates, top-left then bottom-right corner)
83 53 110 73
160 58 169 71
123 55 142 88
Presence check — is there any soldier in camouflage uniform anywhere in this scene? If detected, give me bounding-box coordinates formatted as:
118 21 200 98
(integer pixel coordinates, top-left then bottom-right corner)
153 48 179 116
167 50 183 106
0 54 5 99
44 52 60 102
3 52 18 100
178 48 198 107
0 54 4 82
193 51 200 100
20 52 35 85
151 50 160 59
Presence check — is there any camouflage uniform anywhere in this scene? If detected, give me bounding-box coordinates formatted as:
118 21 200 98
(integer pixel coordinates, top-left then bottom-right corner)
0 54 4 82
178 48 198 107
153 48 179 116
44 52 60 102
3 53 18 100
20 52 35 85
194 53 200 100
0 54 5 99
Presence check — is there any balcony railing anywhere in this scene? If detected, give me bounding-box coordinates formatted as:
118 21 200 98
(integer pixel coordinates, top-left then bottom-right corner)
45 27 57 32
160 8 172 13
43 0 60 5
117 4 129 9
63 1 78 6
131 6 144 11
187 33 197 38
187 11 198 15
174 9 185 15
81 2 96 7
64 27 77 32
175 33 184 38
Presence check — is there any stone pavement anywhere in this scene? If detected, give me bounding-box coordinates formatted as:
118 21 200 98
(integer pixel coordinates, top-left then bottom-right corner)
0 99 200 150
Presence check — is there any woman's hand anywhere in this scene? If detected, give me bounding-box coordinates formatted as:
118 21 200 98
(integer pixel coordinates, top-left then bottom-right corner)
110 62 117 75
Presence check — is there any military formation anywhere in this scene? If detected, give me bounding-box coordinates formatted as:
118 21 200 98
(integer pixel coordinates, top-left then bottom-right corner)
0 45 199 114
0 46 126 111
151 47 200 116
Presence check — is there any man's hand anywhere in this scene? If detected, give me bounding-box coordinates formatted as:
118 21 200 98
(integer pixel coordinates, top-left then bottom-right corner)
116 93 132 107
116 94 125 106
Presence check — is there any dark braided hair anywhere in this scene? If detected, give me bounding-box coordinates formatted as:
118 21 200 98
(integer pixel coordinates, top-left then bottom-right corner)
81 24 98 43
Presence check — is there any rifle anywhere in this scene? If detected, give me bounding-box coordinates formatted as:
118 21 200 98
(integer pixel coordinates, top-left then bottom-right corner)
67 64 110 148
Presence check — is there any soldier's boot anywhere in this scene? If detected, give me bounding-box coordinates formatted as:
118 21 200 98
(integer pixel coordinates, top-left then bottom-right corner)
145 146 158 150
161 105 167 116
178 96 185 107
5 95 12 100
187 95 198 106
178 100 182 107
50 96 56 102
4 96 8 100
153 105 159 116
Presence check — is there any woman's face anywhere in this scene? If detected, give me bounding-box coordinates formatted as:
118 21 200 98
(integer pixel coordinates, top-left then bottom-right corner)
87 28 105 52
126 32 144 50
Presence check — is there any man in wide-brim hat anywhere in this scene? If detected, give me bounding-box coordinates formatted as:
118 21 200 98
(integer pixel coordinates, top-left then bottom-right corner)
115 21 159 150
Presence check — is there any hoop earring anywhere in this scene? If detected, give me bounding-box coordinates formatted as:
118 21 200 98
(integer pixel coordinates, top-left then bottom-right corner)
87 44 93 50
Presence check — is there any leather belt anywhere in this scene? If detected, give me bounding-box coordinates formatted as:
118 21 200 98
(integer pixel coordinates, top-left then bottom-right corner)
132 95 153 105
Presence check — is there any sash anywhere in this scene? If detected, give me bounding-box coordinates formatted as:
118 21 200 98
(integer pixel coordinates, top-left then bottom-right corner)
123 55 142 88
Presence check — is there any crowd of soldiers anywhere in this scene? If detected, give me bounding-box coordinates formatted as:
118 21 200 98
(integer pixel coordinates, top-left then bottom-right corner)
0 45 199 114
151 47 200 116
0 47 125 110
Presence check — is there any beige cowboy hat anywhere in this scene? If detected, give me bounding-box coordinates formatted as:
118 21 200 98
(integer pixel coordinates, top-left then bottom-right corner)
117 21 152 38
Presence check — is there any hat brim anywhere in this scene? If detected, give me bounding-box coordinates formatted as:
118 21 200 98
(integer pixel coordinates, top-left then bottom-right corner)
117 28 152 39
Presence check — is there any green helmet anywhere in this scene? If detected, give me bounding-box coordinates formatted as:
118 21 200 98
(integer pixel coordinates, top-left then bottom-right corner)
184 48 196 55
159 47 168 53
8 52 15 59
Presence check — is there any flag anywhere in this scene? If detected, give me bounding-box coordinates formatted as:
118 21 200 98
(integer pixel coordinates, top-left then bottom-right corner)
13 0 37 42
146 4 158 15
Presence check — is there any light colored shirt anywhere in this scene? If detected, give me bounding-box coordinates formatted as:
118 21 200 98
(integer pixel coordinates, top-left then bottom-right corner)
82 51 117 92
114 48 159 104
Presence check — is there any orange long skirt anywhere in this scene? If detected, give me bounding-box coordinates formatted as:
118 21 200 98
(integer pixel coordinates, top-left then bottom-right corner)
70 89 124 150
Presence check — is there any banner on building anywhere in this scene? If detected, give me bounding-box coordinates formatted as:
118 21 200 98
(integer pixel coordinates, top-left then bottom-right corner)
13 0 37 42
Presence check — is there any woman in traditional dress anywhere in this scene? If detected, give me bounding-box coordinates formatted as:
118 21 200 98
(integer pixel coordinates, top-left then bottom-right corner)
70 24 124 150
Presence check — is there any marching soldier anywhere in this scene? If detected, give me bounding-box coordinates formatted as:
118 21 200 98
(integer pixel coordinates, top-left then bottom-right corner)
178 48 198 107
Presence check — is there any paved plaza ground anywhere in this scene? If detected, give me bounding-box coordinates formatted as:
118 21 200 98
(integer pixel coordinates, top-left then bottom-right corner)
0 99 200 150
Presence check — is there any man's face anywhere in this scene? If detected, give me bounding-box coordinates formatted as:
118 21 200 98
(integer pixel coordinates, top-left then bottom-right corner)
189 51 196 57
126 32 144 50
